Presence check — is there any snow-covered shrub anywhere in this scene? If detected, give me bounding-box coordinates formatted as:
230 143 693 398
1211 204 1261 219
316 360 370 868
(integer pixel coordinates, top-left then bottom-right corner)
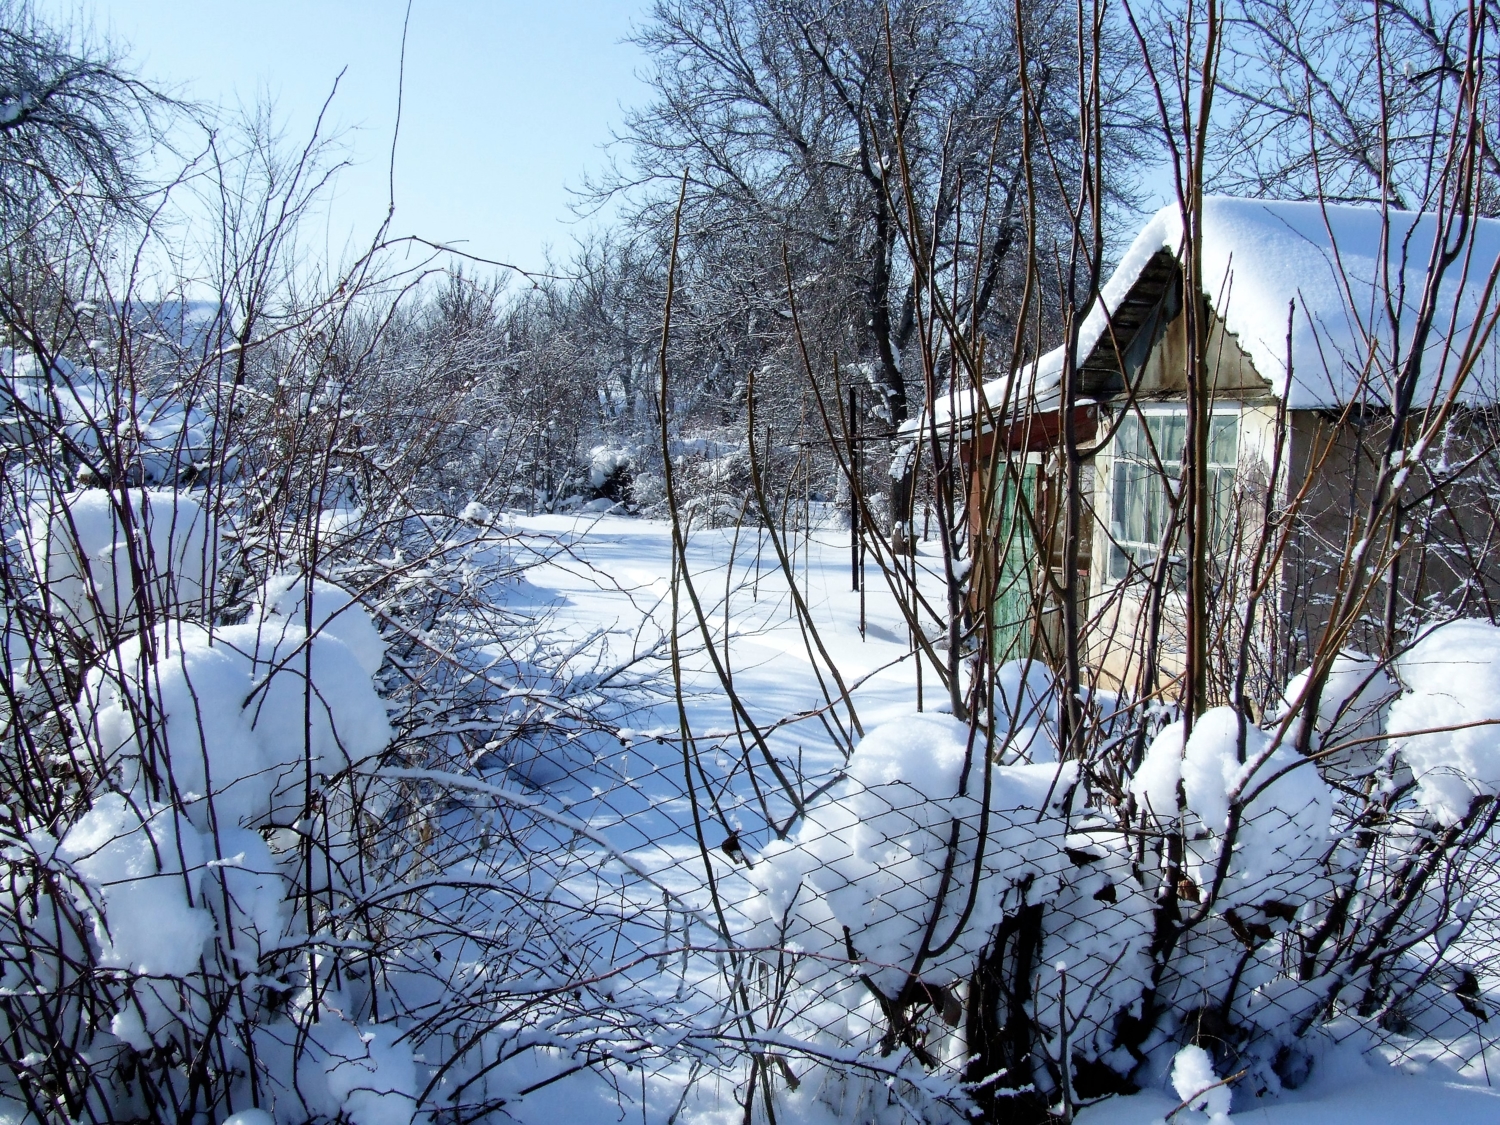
587 443 633 499
1 350 220 485
79 589 392 830
749 712 1074 999
5 573 404 1124
1387 619 1500 824
1131 707 1333 912
26 488 217 636
743 696 1352 1113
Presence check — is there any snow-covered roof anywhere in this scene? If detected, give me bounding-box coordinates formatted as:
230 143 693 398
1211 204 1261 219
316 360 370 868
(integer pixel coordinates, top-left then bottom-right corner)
934 197 1500 425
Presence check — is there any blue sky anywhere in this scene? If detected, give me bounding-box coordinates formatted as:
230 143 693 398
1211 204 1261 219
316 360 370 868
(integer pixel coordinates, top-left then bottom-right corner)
75 1 651 274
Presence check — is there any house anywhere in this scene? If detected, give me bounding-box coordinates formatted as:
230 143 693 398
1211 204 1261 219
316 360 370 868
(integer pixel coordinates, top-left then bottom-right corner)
940 197 1500 700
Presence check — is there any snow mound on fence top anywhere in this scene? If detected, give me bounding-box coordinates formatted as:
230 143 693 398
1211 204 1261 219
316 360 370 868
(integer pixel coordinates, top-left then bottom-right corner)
1132 707 1332 908
1389 618 1500 824
748 711 1074 995
28 489 216 635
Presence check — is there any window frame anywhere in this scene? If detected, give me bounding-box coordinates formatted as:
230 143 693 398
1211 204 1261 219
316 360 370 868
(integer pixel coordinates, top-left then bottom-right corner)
1104 403 1241 587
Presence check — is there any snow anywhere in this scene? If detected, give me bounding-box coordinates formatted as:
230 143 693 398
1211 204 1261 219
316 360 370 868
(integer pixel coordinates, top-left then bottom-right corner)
27 488 217 635
0 349 219 484
252 1014 417 1125
56 794 214 977
213 826 291 970
1132 707 1332 907
1388 618 1500 824
994 657 1063 762
1279 651 1395 779
313 1019 418 1125
85 621 273 827
459 499 493 524
256 573 387 677
464 514 1500 1124
1076 1040 1500 1124
25 500 1500 1125
587 444 632 489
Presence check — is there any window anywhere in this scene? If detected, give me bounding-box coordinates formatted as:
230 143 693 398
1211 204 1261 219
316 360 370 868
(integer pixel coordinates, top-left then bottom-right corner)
1108 408 1238 583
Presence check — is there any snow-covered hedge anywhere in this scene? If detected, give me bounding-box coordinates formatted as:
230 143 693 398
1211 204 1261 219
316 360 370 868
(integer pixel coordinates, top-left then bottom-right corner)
740 622 1500 1117
1 349 219 485
0 559 419 1125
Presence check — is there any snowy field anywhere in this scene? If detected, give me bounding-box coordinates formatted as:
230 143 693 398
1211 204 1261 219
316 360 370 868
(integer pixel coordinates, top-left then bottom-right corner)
480 511 1500 1125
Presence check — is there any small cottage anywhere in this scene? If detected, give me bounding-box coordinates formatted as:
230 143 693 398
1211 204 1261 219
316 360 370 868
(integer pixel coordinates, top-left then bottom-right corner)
943 197 1500 697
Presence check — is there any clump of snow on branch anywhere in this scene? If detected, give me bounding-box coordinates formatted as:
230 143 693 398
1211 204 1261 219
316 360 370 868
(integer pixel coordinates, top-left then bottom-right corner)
1279 651 1395 780
1131 707 1331 908
255 573 387 677
56 794 215 977
1171 1044 1231 1122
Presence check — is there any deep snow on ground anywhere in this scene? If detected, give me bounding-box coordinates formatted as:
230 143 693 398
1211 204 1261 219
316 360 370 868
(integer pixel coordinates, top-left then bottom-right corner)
484 511 1500 1125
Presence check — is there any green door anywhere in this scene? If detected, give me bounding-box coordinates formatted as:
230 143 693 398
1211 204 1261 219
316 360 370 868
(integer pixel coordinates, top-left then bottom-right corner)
991 461 1037 663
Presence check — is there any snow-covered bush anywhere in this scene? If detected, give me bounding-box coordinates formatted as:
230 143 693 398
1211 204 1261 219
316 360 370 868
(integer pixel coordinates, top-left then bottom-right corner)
0 350 219 486
1131 707 1333 914
57 794 216 977
738 640 1500 1119
79 588 392 829
1387 619 1500 824
27 488 217 636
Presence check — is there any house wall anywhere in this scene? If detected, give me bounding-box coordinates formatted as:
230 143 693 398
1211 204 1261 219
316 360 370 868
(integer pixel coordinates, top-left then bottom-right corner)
1281 409 1500 675
1083 294 1279 696
979 267 1500 699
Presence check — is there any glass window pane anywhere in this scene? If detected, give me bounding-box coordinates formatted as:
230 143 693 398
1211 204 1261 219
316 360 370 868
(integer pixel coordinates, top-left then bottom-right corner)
1155 413 1186 463
1210 414 1239 465
1116 414 1142 460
